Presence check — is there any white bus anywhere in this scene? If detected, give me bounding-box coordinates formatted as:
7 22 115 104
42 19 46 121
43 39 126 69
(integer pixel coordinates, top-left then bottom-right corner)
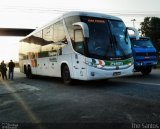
19 11 138 84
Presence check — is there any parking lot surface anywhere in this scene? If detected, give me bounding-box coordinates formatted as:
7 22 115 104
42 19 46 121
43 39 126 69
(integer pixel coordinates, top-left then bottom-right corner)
0 69 160 129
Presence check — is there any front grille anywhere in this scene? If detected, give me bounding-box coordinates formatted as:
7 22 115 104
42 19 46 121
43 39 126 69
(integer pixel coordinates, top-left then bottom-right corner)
135 58 156 62
135 52 156 56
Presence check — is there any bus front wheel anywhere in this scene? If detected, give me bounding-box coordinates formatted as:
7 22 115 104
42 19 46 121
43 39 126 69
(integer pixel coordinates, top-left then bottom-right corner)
62 65 72 84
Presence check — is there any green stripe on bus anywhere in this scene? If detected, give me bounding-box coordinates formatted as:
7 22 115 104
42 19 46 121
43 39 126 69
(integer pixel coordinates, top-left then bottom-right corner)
92 58 133 66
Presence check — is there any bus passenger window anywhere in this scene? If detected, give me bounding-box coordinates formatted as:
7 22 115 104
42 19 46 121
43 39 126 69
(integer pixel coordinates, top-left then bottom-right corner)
74 29 84 55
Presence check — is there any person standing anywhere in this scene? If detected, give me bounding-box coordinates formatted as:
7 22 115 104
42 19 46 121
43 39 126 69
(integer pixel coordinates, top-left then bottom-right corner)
1 60 7 80
0 63 1 77
8 60 15 80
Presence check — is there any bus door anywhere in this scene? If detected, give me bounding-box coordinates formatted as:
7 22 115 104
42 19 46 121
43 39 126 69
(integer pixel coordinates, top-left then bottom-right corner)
72 29 87 79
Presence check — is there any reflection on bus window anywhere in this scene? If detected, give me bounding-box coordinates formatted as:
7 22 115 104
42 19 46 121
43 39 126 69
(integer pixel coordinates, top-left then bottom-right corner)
74 29 84 55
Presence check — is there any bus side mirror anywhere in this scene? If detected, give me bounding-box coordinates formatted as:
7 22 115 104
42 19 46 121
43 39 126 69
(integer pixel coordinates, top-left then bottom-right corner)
127 27 139 40
72 22 89 38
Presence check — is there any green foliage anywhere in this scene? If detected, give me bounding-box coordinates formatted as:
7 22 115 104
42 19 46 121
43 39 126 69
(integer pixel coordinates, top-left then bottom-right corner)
140 17 160 51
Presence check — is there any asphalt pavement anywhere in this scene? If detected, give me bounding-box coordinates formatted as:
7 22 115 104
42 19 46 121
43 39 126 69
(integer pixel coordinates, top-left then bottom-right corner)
0 68 160 129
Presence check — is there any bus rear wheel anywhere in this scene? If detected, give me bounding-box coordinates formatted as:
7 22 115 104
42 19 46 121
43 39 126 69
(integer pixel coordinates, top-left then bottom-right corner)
26 66 33 79
62 65 72 84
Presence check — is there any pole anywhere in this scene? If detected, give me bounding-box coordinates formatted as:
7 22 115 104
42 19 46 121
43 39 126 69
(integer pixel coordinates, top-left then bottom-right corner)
131 19 136 28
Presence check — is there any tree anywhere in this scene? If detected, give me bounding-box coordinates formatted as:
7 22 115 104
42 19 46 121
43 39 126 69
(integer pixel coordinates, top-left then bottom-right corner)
140 17 160 51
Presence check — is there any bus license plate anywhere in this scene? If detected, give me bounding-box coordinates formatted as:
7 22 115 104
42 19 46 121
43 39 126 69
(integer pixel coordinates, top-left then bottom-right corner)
113 72 121 76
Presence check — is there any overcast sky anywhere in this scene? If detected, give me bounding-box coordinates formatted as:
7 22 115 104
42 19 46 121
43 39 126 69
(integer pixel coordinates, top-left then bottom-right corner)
0 0 160 28
0 0 160 62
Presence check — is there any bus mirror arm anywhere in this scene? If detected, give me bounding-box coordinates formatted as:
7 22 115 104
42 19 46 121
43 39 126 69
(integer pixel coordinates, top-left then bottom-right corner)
72 22 89 38
127 27 139 40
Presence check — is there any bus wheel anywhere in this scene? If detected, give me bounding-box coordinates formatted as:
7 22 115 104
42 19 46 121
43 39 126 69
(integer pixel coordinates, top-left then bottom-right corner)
24 65 27 74
26 66 33 79
62 65 72 84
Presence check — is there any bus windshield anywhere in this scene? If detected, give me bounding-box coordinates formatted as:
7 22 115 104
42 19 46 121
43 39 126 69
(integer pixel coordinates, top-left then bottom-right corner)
81 17 132 60
131 38 154 48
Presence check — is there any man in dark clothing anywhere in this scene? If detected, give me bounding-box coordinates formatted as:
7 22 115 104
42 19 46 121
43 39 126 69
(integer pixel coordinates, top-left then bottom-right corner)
1 60 7 80
0 64 1 77
8 60 15 80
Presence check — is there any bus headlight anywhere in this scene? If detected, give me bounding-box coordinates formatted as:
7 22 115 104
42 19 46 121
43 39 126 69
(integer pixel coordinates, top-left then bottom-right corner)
128 62 132 66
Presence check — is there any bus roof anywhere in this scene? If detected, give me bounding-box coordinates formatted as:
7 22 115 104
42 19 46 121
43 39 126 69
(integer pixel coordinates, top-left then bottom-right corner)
21 11 122 41
62 11 122 21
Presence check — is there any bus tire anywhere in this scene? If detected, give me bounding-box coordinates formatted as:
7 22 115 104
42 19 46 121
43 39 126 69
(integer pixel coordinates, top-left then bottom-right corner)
141 67 152 75
24 65 27 74
26 65 33 79
62 65 72 84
